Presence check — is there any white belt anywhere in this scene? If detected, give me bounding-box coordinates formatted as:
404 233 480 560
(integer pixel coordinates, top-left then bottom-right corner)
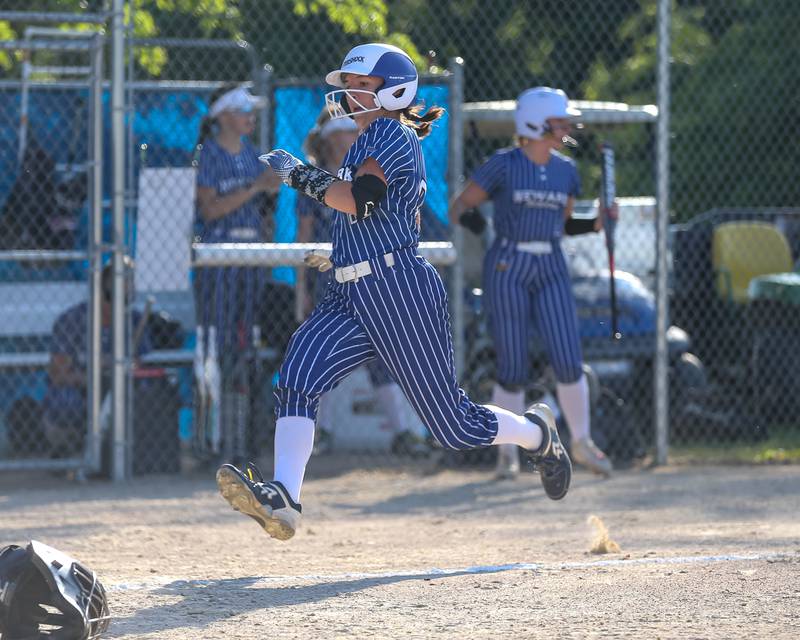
515 240 552 255
335 253 396 283
228 227 259 240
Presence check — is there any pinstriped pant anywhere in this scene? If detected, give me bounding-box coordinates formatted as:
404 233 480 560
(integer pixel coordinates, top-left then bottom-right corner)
274 247 499 450
483 239 584 387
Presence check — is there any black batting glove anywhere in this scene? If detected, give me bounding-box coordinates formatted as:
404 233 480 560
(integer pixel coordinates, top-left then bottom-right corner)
459 209 487 235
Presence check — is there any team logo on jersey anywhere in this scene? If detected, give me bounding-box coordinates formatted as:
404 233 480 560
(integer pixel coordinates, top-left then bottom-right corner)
512 189 568 210
337 164 357 182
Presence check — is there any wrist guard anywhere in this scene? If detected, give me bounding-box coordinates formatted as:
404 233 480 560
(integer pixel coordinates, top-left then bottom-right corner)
564 217 597 236
459 209 487 235
288 164 337 204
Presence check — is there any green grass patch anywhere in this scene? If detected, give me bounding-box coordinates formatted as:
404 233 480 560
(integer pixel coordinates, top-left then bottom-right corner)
670 429 800 465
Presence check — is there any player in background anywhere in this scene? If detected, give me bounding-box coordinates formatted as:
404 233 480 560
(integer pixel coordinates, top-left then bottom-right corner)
193 84 280 464
216 43 573 541
296 107 431 457
449 87 615 479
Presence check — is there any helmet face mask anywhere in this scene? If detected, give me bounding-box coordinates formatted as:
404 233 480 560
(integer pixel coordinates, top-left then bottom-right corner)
325 43 418 120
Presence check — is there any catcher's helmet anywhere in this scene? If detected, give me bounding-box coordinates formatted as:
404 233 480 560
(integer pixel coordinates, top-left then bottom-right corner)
0 540 110 639
515 87 581 140
325 43 418 119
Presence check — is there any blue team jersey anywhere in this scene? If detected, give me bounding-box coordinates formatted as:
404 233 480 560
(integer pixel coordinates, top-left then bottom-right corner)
195 137 265 242
330 117 425 266
471 147 581 242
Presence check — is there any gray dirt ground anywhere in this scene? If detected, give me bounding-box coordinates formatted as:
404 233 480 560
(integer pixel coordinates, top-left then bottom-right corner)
1 461 799 639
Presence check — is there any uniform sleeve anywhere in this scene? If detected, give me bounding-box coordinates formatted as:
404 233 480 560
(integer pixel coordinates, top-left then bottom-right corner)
196 144 219 190
365 119 414 185
470 151 506 196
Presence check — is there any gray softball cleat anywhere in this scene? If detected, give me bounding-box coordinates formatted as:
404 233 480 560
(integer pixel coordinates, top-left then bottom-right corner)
524 403 572 500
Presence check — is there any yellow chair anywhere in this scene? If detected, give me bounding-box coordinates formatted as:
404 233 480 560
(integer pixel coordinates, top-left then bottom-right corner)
711 221 793 304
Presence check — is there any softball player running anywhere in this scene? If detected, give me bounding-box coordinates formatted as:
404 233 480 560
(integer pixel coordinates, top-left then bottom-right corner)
450 87 614 479
217 44 572 540
297 107 432 457
194 84 279 463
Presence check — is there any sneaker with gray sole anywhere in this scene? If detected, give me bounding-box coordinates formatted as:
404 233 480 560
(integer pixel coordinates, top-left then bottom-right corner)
524 403 572 500
571 437 613 477
216 462 302 541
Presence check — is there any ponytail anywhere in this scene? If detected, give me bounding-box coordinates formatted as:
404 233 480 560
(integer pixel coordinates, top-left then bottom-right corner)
194 81 243 162
400 104 446 139
194 115 216 159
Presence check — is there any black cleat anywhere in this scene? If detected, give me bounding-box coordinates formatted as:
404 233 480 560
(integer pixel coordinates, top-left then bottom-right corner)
216 462 302 541
524 403 572 500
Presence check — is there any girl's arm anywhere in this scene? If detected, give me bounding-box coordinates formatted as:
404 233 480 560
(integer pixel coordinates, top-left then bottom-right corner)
323 157 386 216
448 181 489 226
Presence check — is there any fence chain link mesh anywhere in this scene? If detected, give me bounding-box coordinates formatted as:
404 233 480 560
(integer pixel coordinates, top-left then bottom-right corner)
0 1 797 478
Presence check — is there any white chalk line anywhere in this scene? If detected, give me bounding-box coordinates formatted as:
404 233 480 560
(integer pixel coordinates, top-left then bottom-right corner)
109 550 798 593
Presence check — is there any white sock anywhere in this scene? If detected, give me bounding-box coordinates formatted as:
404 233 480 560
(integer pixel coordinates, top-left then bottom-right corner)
486 405 542 451
273 416 315 503
557 374 591 442
490 384 525 415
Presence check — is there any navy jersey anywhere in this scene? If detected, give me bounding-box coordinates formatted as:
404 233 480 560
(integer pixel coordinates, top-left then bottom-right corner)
472 147 580 242
296 195 335 243
195 137 265 242
330 117 425 266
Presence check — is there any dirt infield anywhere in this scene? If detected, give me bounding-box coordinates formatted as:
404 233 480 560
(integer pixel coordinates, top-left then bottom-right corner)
1 461 799 639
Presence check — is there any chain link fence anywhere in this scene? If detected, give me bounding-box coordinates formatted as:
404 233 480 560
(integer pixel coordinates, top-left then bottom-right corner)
0 0 797 480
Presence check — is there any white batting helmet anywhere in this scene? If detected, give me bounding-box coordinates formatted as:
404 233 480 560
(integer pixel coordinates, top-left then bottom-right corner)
515 87 581 139
325 43 418 119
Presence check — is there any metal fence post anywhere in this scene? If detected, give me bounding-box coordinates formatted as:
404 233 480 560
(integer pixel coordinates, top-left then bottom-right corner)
448 57 465 378
86 34 105 474
655 0 672 465
112 0 128 481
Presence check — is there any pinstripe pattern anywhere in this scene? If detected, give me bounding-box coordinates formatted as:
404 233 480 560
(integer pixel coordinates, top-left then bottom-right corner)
473 146 583 386
472 147 580 241
296 197 394 389
276 116 499 449
483 242 583 385
195 137 268 352
275 249 498 449
330 118 425 267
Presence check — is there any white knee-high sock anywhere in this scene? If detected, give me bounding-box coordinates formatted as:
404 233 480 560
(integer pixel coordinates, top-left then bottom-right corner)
486 405 543 451
273 416 315 503
557 374 590 441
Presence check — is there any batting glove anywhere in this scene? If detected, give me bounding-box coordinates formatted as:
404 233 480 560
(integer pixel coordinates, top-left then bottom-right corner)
259 149 303 184
304 251 333 273
459 209 487 235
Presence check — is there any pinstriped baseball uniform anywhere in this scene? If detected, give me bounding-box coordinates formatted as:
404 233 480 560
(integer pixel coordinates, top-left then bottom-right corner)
296 194 394 388
472 147 583 386
276 117 498 450
195 137 267 353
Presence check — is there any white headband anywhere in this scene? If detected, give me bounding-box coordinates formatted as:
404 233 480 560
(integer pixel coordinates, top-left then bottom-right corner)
209 87 266 118
318 116 358 139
